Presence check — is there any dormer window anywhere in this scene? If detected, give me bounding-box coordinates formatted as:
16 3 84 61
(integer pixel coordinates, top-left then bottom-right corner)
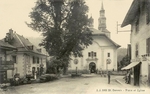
27 45 34 50
135 43 139 58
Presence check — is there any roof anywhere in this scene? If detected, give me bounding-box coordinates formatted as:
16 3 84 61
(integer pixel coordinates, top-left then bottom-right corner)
121 0 150 27
14 33 46 56
89 28 110 35
17 34 33 46
121 62 141 70
89 28 120 48
0 40 16 50
2 31 47 56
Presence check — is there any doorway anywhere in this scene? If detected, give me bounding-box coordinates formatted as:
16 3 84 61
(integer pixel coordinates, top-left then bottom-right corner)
89 62 96 73
133 62 141 86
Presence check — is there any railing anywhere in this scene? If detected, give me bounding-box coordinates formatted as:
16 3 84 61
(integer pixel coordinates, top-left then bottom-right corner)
0 61 14 70
0 60 14 65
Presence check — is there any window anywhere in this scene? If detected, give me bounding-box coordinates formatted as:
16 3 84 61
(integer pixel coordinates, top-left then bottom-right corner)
88 52 91 57
135 44 139 57
33 56 35 64
41 58 42 63
135 20 139 32
37 57 39 64
107 53 110 57
88 51 97 58
146 9 150 24
0 57 2 63
12 56 17 63
146 37 150 53
135 15 139 33
94 52 96 57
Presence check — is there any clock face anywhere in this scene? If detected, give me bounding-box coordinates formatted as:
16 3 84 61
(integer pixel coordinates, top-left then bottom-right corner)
74 59 78 64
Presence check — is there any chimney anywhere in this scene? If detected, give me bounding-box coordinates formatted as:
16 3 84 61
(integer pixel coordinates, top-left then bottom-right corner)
9 29 13 40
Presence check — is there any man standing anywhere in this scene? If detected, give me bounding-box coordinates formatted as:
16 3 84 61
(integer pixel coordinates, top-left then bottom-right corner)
108 71 111 84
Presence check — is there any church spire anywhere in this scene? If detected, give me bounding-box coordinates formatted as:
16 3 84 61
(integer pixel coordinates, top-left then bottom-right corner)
101 1 104 10
98 1 106 31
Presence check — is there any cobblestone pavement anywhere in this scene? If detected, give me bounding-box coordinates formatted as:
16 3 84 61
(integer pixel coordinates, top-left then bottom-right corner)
1 75 150 94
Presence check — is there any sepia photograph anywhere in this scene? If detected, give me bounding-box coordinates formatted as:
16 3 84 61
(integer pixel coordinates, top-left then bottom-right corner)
0 0 150 94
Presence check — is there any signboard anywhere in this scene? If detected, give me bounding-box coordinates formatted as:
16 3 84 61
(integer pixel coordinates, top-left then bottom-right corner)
0 65 14 70
0 61 14 70
106 59 111 64
74 59 78 64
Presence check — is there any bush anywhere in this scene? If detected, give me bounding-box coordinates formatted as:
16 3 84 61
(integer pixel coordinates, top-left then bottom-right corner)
71 73 82 77
67 69 90 74
39 74 58 83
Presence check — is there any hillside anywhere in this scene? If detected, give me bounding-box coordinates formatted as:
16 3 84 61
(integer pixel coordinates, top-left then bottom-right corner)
117 48 127 62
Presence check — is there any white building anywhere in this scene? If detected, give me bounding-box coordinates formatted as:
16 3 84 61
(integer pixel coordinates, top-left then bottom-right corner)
121 0 150 86
68 2 120 73
2 29 47 79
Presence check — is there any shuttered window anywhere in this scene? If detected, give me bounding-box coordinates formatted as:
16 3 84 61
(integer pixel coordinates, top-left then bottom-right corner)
146 1 150 24
135 44 139 57
146 38 150 53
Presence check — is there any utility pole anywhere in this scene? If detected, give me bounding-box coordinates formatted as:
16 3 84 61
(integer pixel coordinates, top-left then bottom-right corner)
116 21 131 34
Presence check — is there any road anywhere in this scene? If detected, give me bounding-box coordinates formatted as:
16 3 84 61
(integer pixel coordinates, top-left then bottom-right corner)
1 75 150 94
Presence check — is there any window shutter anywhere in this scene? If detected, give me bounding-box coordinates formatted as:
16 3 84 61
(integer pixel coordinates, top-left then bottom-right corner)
146 1 150 24
147 38 150 53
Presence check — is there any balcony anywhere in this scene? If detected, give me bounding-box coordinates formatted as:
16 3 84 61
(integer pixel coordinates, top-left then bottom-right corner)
0 60 14 70
141 53 150 61
0 60 14 65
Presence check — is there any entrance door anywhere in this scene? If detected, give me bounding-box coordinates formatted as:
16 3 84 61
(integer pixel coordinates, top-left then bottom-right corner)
89 62 96 73
134 62 141 86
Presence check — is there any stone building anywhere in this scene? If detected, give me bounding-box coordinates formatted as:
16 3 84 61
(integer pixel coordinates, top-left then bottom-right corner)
121 0 150 86
1 29 47 79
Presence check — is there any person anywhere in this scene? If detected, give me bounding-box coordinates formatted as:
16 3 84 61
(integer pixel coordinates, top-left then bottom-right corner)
107 71 111 84
127 70 131 84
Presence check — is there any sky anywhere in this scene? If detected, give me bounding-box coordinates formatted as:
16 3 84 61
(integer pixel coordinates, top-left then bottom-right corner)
0 0 133 48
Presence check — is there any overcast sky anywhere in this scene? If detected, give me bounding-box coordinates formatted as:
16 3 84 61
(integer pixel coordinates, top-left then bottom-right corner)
0 0 133 48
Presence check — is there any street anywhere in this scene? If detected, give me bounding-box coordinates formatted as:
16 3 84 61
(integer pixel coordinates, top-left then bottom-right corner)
1 75 150 94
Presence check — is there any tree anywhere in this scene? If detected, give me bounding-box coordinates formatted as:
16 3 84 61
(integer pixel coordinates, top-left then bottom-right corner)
118 55 130 71
27 0 93 74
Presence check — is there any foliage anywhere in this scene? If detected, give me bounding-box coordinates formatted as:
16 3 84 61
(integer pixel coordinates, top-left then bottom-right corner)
27 0 93 73
118 55 130 71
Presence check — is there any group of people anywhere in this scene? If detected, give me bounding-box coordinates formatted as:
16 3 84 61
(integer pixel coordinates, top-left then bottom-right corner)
123 70 131 84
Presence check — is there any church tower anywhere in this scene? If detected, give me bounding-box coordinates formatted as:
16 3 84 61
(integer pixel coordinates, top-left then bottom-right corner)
98 1 106 31
89 15 94 28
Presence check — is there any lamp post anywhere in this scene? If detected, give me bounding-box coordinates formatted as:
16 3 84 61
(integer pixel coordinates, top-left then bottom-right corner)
106 59 111 74
74 59 78 74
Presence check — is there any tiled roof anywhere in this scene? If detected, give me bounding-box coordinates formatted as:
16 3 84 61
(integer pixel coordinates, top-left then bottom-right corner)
121 0 150 27
10 32 46 56
17 34 33 47
0 40 16 50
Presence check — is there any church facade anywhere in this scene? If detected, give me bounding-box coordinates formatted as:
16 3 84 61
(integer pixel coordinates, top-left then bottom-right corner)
68 2 120 73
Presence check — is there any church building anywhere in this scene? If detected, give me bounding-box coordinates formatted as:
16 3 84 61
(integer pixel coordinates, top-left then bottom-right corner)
68 2 120 73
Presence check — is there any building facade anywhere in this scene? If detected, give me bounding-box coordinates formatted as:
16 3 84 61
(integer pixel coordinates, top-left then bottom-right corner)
0 40 16 83
68 2 120 73
1 29 47 79
121 0 150 86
